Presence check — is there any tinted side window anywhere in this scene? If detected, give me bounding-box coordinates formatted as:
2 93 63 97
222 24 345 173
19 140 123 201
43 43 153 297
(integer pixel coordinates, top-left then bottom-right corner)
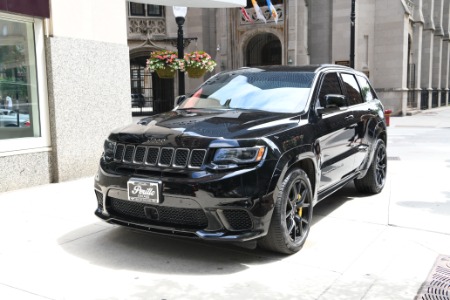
317 73 343 107
341 73 363 106
356 75 376 102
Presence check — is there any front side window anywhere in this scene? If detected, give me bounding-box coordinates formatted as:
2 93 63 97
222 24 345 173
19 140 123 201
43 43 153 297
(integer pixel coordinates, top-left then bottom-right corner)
0 17 41 140
317 73 343 108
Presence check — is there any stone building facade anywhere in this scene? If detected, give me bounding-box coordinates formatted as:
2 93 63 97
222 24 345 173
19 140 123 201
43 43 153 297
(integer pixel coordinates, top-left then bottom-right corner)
0 0 131 192
1 0 448 192
128 0 450 117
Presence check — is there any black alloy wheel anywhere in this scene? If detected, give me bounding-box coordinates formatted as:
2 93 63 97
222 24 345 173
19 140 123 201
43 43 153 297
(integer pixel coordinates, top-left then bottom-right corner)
375 142 387 186
354 139 387 194
258 168 313 254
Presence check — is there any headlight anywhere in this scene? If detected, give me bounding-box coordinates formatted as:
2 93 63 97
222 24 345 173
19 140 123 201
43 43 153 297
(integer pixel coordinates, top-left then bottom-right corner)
103 139 116 161
213 146 266 164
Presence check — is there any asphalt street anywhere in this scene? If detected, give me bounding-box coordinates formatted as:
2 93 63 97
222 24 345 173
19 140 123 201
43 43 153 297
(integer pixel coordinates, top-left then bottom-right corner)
1 107 450 300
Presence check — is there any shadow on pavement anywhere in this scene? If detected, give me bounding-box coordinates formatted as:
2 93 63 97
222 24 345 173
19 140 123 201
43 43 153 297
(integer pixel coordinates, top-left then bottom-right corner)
313 181 371 221
58 182 365 275
58 224 288 275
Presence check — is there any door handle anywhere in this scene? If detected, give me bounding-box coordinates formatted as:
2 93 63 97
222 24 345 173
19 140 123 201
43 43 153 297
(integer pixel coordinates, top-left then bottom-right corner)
345 115 354 120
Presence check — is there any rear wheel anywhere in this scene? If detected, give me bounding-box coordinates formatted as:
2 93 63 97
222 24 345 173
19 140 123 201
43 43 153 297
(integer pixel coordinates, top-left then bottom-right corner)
354 139 387 194
258 169 313 254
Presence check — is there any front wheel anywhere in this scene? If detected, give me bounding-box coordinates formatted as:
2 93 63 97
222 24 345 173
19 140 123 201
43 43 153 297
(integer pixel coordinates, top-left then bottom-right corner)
354 139 387 194
258 168 313 254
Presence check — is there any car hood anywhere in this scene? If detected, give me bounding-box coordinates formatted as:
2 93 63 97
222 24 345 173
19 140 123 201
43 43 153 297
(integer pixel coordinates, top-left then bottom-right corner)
109 109 300 146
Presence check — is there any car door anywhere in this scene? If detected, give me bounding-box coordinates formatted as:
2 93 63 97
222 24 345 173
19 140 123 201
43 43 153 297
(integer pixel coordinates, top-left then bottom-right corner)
313 72 358 191
341 73 378 171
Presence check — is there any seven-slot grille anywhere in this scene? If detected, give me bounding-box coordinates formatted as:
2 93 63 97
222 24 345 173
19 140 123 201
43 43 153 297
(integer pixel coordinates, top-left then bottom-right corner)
113 143 206 169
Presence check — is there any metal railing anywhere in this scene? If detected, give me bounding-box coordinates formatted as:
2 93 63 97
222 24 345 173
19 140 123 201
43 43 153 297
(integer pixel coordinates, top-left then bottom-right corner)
432 90 439 108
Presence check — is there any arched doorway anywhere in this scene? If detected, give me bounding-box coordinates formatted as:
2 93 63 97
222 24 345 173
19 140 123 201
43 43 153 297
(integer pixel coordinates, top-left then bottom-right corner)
129 50 175 115
245 33 282 67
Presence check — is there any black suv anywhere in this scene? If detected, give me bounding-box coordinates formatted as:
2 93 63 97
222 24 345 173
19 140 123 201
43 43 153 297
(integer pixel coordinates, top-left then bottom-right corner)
94 65 387 254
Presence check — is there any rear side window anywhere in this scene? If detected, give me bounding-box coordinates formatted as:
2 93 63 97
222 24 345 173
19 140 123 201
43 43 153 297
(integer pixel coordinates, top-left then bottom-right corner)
341 73 363 106
317 73 343 108
356 75 376 102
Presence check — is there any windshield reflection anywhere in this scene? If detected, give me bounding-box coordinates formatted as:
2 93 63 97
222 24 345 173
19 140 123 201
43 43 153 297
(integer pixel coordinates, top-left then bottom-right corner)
178 71 315 113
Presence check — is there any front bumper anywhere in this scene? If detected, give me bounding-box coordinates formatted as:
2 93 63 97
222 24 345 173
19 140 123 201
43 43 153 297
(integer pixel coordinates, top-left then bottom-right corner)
94 162 276 242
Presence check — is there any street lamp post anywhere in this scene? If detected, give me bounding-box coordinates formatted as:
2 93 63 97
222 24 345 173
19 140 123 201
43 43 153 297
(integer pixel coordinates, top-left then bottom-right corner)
350 0 356 69
173 6 187 96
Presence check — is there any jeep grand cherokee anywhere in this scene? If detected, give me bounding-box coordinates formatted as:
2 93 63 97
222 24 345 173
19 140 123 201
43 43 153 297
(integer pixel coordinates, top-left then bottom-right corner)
94 65 387 254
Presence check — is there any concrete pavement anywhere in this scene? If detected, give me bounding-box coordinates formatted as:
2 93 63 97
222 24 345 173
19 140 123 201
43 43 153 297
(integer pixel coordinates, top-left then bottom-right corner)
1 107 450 300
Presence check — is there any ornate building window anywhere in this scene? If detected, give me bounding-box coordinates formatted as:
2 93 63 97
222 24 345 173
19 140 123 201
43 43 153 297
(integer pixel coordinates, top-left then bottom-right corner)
146 5 163 17
129 2 164 17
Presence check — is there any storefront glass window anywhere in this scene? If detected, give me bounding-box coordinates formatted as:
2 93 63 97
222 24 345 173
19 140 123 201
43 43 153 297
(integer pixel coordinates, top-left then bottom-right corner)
0 17 40 140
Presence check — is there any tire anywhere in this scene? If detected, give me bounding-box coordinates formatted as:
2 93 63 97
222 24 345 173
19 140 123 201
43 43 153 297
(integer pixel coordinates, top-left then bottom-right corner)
258 168 313 254
354 139 387 194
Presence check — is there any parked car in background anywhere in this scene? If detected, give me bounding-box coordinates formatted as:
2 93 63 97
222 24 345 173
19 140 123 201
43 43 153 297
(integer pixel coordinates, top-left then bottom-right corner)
0 109 30 127
131 94 145 108
95 65 387 254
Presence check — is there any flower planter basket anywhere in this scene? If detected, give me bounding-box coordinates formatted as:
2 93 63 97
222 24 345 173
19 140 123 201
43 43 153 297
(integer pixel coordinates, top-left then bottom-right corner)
186 67 207 78
156 67 176 79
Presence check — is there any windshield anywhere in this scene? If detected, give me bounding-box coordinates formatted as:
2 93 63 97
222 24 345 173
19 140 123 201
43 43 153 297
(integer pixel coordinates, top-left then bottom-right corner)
178 71 315 113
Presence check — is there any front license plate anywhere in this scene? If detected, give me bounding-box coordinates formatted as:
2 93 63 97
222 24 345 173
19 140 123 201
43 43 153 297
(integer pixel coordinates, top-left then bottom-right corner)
127 178 160 204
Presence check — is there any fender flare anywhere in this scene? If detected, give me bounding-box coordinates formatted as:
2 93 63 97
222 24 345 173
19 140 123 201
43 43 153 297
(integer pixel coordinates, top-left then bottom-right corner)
266 145 320 206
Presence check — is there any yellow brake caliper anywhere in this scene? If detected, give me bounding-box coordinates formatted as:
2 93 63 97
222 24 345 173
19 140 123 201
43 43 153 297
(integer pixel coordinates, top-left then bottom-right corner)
297 194 302 217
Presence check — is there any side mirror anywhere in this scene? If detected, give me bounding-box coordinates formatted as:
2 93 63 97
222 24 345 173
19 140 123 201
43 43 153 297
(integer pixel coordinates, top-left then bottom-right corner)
317 94 347 116
175 95 186 106
324 94 347 108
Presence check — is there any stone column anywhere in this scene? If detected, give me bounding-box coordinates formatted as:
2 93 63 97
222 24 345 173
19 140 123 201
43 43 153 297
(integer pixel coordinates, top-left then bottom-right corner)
433 0 444 107
291 0 310 65
331 0 351 64
412 0 424 110
308 0 332 64
413 25 424 110
215 8 228 72
373 0 410 115
442 0 450 106
421 0 435 109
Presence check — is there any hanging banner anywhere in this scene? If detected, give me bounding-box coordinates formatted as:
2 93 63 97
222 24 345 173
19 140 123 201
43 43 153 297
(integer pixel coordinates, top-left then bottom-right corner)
266 0 278 23
251 0 266 23
240 7 253 23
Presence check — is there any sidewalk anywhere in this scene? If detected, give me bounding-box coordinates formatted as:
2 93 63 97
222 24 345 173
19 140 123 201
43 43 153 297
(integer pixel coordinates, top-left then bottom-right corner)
0 107 450 300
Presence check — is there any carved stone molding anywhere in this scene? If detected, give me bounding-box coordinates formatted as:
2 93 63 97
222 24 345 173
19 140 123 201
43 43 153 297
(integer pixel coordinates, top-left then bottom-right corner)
128 17 166 40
